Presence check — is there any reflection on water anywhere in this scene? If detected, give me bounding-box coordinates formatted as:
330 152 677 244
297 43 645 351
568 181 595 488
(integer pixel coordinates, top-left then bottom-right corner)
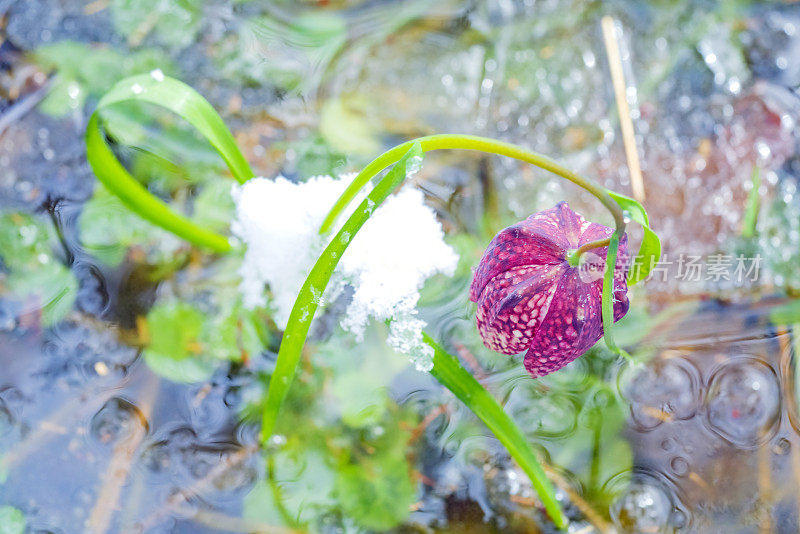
607 470 678 533
621 303 800 532
1 0 800 532
705 357 781 449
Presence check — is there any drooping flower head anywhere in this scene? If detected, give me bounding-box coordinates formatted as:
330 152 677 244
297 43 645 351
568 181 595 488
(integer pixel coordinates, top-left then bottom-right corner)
469 202 629 378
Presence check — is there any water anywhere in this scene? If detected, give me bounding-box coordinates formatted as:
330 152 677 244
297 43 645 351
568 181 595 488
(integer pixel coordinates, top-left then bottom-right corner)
2 0 800 532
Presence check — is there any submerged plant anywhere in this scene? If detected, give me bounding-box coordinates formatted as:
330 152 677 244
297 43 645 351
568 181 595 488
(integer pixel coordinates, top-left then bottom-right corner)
85 73 661 529
470 201 630 378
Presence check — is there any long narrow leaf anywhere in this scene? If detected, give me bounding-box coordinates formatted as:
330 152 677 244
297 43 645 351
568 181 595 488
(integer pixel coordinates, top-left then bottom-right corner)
260 143 424 440
95 74 254 183
424 333 567 528
85 74 254 252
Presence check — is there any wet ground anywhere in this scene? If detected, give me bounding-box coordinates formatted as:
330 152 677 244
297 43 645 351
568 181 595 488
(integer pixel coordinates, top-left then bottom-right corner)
1 0 800 532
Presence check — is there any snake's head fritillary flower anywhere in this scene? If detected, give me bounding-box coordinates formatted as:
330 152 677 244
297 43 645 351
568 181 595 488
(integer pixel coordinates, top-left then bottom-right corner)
469 202 630 378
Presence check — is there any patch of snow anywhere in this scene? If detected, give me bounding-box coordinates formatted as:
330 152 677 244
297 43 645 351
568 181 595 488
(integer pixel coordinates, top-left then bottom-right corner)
232 171 458 371
338 187 458 335
231 174 358 326
387 314 435 372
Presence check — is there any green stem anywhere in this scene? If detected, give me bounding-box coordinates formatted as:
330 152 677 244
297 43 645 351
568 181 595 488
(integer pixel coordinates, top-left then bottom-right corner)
566 237 612 267
320 134 625 234
741 165 760 238
601 233 624 355
318 134 627 354
425 333 567 528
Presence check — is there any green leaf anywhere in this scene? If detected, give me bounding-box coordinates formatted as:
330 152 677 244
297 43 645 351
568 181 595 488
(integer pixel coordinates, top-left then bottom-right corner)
335 441 416 530
142 298 245 383
98 102 228 194
146 300 204 360
607 190 661 285
111 0 204 48
33 42 174 117
260 143 424 442
770 299 800 325
425 334 567 528
0 212 77 325
38 76 86 116
143 298 253 383
85 73 254 253
141 254 268 382
95 75 252 183
0 506 25 534
143 300 214 382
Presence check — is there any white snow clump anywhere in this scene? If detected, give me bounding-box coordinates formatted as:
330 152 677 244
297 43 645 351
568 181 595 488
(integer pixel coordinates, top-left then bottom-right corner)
231 172 459 372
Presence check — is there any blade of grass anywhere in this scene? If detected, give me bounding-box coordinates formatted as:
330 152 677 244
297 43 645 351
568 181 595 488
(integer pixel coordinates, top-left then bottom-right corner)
260 143 424 440
85 73 255 253
424 333 567 528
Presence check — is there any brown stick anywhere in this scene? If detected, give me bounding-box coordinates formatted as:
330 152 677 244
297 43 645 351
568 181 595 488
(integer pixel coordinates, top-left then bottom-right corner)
86 373 160 533
542 465 614 534
135 443 260 530
601 16 646 203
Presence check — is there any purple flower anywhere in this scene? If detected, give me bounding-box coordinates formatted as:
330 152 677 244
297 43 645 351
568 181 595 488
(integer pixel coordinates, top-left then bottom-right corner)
469 202 630 378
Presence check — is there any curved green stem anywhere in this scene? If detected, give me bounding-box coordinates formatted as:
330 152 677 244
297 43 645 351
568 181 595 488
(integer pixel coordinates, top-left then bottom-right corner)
602 233 623 355
86 115 232 253
566 237 612 267
318 134 627 354
320 134 626 234
425 334 566 528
